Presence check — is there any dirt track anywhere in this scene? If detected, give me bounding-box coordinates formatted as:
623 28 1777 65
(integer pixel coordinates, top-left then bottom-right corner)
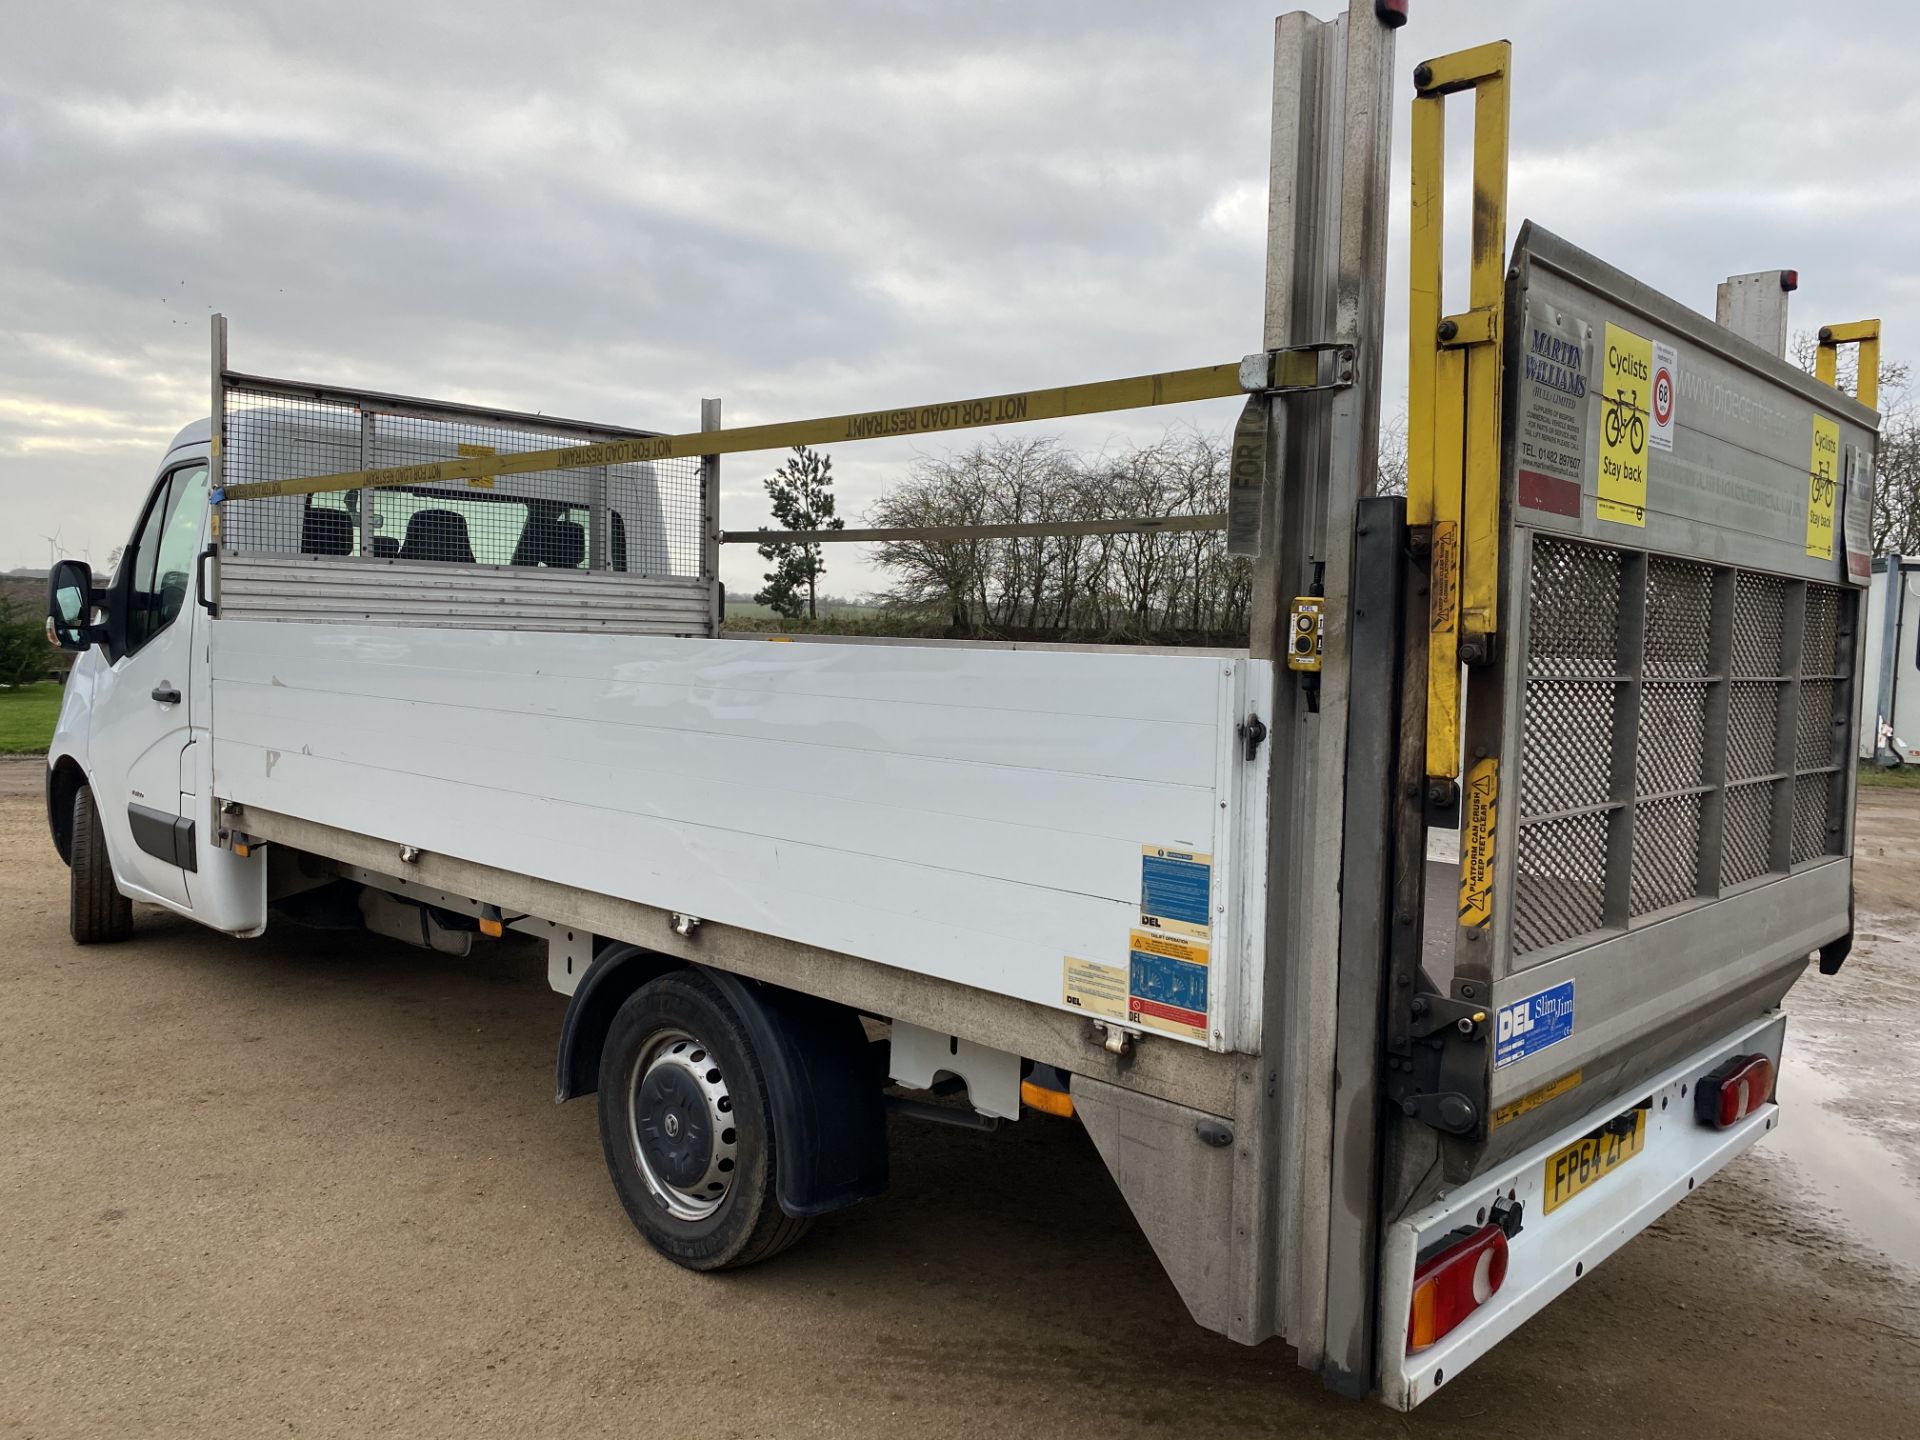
1 757 1916 1438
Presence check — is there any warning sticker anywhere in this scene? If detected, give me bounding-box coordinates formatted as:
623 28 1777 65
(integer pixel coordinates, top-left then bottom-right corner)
1649 341 1677 452
1515 306 1591 519
1139 846 1212 938
1596 323 1652 527
1128 928 1209 967
1492 1068 1583 1128
1458 757 1498 929
1128 928 1210 1040
1062 956 1128 1022
1495 981 1576 1069
1806 414 1840 560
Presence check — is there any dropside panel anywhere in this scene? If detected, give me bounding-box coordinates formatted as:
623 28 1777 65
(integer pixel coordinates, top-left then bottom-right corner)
208 622 1271 1052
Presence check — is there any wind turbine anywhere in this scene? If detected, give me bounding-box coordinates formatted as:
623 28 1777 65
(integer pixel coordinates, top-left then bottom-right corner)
41 527 64 568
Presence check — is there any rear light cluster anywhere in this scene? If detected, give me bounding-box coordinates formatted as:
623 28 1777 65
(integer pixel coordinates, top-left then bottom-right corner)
1407 1223 1508 1351
1695 1053 1774 1130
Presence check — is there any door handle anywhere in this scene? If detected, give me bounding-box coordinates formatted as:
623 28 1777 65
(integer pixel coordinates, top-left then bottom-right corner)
195 545 219 615
151 685 182 705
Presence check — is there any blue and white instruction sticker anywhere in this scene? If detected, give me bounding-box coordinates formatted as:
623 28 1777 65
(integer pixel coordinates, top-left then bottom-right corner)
1494 981 1575 1069
1140 845 1212 938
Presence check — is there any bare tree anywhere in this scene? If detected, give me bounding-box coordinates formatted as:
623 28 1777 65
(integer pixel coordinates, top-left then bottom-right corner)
1375 411 1408 498
866 431 1249 640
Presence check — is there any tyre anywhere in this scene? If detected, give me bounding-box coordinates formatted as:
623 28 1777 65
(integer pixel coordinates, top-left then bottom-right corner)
70 784 133 945
596 971 812 1270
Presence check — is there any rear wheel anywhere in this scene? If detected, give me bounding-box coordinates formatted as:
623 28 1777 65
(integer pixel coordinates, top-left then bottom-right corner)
596 971 812 1270
69 784 133 945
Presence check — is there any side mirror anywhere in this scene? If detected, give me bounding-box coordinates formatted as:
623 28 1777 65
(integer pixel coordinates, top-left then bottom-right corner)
44 559 98 652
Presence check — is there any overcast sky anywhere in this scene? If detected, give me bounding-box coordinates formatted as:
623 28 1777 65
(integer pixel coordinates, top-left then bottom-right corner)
3 0 1915 596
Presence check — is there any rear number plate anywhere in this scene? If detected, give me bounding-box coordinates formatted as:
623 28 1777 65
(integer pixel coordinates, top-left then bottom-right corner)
1542 1109 1647 1213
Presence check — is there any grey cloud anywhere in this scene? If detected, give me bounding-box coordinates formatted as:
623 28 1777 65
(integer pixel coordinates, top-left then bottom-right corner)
3 0 1916 594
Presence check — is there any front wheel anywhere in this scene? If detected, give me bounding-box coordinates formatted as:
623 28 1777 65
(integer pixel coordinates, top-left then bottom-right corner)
69 783 133 945
596 971 812 1270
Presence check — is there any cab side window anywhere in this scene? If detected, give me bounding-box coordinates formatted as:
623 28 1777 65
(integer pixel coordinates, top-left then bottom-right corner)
126 463 210 653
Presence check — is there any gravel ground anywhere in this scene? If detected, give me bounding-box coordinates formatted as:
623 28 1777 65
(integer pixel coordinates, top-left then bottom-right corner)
1 755 1916 1438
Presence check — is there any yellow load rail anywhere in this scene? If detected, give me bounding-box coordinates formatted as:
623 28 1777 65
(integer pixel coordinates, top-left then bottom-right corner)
218 362 1252 503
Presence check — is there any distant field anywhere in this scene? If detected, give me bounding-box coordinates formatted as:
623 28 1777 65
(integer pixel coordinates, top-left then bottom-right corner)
0 684 62 755
1857 761 1920 789
724 600 882 621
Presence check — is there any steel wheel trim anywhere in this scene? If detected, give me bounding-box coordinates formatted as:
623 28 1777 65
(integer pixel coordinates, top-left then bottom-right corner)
627 1026 739 1222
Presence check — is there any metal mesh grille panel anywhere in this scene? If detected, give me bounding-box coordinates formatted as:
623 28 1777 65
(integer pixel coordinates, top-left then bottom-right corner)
1731 573 1786 675
220 381 704 580
222 390 361 559
1637 681 1709 796
1803 585 1841 677
1726 681 1781 781
1792 773 1835 864
1526 541 1621 677
1644 558 1713 678
1796 680 1838 771
1721 781 1776 888
1631 793 1702 915
1508 535 1857 964
1521 680 1618 816
1512 537 1623 957
1513 812 1609 954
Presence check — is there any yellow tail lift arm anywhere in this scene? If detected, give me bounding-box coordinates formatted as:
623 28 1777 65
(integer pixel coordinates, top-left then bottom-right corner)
1815 319 1882 412
1406 40 1510 794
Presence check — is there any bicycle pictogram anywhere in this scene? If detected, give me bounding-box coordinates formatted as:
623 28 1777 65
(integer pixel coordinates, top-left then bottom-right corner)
1602 386 1646 454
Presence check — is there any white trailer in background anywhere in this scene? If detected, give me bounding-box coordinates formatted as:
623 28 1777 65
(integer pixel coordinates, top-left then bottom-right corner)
1859 555 1920 765
39 2 1882 1410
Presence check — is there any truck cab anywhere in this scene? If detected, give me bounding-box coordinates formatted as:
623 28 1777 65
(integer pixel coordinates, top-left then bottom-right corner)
47 420 266 941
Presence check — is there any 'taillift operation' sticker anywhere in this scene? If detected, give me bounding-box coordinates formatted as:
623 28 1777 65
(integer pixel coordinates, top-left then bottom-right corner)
1139 845 1212 938
1127 928 1209 1040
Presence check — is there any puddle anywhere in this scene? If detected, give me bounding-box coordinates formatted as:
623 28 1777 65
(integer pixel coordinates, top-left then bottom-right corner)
1767 1050 1920 1275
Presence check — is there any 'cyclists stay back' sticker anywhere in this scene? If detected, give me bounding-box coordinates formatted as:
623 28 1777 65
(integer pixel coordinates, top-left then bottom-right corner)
1807 414 1840 560
1597 323 1652 527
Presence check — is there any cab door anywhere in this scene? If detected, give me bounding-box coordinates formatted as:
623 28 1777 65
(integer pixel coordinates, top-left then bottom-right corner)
91 458 210 910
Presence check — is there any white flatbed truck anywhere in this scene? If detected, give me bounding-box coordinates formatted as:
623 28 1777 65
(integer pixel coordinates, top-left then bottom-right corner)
40 3 1881 1407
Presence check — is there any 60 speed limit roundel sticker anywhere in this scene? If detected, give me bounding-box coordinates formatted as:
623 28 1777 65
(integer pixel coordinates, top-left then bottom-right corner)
1649 341 1676 452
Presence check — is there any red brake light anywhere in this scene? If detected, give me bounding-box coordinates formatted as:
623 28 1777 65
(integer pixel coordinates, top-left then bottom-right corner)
1408 1223 1508 1351
1695 1053 1774 1130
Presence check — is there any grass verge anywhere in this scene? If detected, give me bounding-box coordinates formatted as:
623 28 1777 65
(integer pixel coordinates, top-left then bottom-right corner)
1857 761 1920 789
0 684 62 755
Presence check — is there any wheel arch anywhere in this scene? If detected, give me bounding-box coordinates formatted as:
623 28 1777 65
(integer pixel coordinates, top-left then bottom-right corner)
557 942 887 1217
554 940 684 1103
46 755 88 866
